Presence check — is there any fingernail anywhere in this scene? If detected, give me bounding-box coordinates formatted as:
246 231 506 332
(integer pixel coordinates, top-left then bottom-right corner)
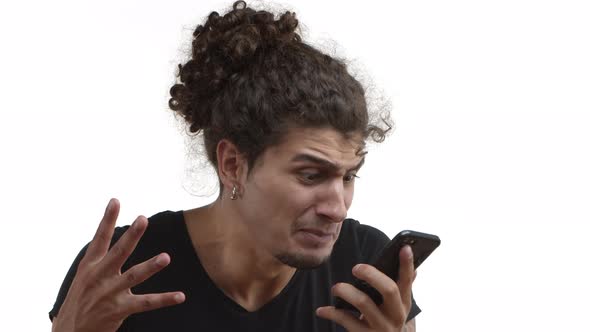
331 284 339 293
155 254 167 266
404 245 413 258
174 293 185 303
132 216 145 230
353 264 362 274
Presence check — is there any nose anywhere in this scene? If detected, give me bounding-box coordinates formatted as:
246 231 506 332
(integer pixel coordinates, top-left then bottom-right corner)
315 180 348 223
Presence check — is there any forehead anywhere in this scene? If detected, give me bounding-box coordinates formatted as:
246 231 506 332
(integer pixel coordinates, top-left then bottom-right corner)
262 127 365 168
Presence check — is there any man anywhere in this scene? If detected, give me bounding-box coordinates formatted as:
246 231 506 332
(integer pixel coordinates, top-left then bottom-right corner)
50 2 420 331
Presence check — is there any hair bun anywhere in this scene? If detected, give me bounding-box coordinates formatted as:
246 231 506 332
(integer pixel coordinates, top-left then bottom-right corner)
169 1 300 133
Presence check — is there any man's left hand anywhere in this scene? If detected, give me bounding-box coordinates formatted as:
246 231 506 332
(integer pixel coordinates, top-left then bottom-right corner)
316 245 415 332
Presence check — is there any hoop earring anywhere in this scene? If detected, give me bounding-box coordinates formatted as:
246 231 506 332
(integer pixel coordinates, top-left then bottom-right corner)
230 185 238 200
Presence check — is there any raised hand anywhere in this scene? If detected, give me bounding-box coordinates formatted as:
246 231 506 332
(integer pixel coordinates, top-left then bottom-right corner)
316 246 415 332
51 199 185 332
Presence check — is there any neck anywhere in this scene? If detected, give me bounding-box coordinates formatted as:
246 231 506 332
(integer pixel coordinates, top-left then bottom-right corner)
184 199 297 311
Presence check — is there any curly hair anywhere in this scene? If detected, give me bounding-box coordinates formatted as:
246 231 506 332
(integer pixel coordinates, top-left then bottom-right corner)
169 1 391 171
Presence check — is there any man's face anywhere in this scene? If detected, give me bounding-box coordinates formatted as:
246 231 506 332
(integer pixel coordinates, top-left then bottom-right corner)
235 127 365 269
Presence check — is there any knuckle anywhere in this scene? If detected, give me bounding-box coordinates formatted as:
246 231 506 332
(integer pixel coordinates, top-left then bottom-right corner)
394 312 407 326
382 283 399 298
403 276 413 286
77 267 102 290
77 257 91 269
354 293 373 309
110 243 127 260
83 275 102 291
141 296 154 310
96 229 110 243
402 270 414 282
112 295 130 318
125 271 138 285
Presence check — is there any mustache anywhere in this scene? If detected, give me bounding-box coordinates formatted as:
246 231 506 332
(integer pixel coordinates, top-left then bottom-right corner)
294 222 340 236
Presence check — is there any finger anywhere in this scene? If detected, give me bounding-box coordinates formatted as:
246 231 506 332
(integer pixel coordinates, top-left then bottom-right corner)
331 282 388 329
84 198 120 262
352 264 406 327
127 291 185 315
316 306 366 331
101 215 148 271
114 253 171 292
398 245 414 310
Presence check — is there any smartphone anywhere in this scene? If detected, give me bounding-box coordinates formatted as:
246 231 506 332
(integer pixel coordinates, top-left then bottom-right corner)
334 230 440 311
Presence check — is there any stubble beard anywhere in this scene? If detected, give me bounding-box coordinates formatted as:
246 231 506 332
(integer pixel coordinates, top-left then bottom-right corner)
275 251 332 269
275 220 339 269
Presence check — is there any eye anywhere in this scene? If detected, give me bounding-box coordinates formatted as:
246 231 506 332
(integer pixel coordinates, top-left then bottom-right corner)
343 173 359 183
299 171 324 184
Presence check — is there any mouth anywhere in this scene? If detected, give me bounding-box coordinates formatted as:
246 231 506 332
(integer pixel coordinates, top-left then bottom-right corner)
300 229 334 237
296 228 335 246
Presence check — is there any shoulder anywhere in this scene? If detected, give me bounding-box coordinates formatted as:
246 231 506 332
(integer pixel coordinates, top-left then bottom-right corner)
117 210 186 269
147 210 183 224
112 210 183 241
144 210 185 235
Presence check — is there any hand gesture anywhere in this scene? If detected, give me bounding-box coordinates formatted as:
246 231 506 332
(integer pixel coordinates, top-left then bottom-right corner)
316 246 415 332
52 199 185 332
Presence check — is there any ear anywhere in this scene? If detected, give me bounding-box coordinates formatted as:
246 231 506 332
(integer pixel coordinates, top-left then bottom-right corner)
216 139 248 194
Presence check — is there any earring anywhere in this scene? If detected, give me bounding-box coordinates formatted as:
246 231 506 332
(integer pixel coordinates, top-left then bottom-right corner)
230 185 238 200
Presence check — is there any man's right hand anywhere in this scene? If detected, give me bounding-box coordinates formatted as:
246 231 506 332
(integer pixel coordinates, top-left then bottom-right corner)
52 198 186 332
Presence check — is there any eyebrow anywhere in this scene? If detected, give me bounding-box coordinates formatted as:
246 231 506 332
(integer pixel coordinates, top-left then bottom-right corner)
291 153 365 172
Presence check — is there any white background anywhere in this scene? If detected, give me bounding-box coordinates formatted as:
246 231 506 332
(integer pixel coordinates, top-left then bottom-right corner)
1 0 589 331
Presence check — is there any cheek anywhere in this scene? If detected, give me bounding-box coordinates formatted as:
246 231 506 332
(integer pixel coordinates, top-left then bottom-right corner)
345 185 355 209
243 174 312 226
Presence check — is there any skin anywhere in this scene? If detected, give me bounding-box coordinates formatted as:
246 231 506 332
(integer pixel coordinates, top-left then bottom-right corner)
184 127 364 311
51 127 417 332
51 200 185 332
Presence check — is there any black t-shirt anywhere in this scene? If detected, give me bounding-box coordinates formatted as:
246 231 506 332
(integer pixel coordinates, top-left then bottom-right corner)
50 211 420 331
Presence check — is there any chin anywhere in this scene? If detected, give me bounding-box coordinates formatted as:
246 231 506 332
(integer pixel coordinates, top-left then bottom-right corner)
275 250 332 269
